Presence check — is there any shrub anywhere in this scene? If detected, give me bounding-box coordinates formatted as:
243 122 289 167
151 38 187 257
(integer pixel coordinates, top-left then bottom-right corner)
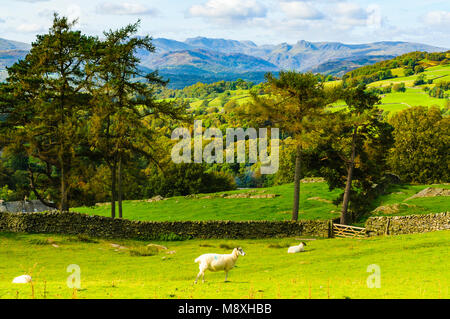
388 106 449 183
145 163 236 198
392 82 406 92
404 68 414 76
413 74 426 86
0 185 14 201
414 65 424 74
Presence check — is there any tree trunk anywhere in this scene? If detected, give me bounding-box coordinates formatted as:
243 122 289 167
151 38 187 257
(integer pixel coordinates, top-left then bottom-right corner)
111 161 117 219
118 155 123 219
340 129 357 225
60 162 68 212
60 164 65 212
292 145 302 221
340 164 354 225
27 166 58 209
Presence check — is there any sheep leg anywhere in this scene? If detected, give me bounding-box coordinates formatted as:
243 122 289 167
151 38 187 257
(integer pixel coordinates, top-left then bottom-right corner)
224 271 228 282
195 270 203 284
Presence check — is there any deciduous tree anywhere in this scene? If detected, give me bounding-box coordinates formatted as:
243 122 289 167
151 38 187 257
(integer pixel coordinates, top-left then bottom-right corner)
240 71 338 220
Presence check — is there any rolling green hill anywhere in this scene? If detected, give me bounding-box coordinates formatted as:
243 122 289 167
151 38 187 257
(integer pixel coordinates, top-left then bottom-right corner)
366 63 449 114
166 55 449 116
73 182 450 223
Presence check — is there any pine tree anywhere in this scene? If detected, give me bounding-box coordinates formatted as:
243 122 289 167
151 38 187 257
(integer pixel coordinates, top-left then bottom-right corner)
318 85 393 224
89 21 186 218
0 14 96 210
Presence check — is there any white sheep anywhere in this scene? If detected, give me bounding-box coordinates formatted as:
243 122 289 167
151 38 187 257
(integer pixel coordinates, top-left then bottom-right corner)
12 275 32 284
287 242 307 253
194 247 246 283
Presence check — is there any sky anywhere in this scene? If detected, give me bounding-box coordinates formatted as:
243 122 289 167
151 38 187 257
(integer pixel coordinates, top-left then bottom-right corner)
0 0 449 48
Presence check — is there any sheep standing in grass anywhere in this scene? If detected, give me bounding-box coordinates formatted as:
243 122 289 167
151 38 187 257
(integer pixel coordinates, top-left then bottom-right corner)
194 247 246 283
287 242 307 253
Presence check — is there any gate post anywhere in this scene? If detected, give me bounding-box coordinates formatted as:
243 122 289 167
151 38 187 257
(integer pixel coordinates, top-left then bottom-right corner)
328 220 334 238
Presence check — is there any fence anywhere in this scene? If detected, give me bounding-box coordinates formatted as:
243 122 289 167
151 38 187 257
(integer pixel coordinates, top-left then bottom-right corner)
332 223 367 238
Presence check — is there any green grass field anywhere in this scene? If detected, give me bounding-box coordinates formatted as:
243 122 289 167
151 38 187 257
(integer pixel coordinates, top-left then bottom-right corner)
73 182 450 223
162 63 449 117
372 184 450 213
74 182 342 221
380 88 447 108
0 231 448 299
368 64 450 88
329 63 450 115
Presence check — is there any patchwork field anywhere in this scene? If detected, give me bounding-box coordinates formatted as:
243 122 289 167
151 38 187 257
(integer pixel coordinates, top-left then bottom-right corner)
0 231 448 299
73 182 450 223
328 64 450 115
173 63 449 117
368 64 450 88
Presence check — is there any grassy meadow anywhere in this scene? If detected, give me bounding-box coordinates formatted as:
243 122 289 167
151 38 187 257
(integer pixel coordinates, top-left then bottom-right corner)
73 182 450 223
367 64 450 88
178 63 449 117
0 231 448 299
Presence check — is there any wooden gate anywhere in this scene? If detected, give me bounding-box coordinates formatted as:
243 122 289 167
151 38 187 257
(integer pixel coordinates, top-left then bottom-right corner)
333 223 367 238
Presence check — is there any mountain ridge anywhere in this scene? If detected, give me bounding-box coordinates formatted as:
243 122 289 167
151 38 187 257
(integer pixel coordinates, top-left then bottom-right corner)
0 37 447 88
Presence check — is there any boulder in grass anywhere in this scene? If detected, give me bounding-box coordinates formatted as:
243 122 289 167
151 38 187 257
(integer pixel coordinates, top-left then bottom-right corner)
146 195 164 203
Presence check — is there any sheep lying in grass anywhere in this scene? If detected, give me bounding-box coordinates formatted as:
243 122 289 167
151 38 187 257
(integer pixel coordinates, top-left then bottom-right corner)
287 242 307 253
12 275 32 283
194 247 246 283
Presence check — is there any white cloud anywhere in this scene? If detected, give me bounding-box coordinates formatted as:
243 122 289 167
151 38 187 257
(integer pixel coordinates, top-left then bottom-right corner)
0 18 5 23
14 0 50 2
16 23 45 33
96 2 157 16
333 2 383 28
37 6 82 22
335 2 367 26
280 1 325 20
189 0 267 22
37 9 55 19
67 5 82 22
423 11 450 26
366 4 382 28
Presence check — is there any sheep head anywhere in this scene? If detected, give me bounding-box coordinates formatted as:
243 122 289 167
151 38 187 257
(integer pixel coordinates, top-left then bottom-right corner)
234 247 246 256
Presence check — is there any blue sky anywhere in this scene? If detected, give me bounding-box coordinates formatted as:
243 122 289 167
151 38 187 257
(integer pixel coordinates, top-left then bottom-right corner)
0 0 449 47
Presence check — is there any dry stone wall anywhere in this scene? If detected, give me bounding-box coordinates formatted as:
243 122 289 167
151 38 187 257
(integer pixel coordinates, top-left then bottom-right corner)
0 211 332 239
365 212 449 236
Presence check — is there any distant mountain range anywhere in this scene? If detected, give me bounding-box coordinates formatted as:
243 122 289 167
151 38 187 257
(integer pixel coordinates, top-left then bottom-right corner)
0 36 447 88
0 38 31 81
